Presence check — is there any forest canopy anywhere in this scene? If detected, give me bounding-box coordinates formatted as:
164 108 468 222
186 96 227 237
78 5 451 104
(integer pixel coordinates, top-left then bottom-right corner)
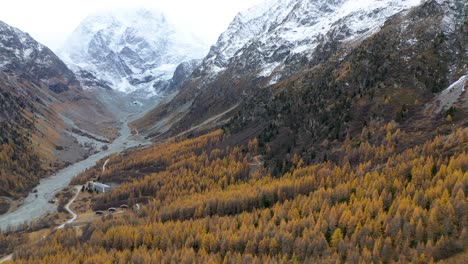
11 123 468 263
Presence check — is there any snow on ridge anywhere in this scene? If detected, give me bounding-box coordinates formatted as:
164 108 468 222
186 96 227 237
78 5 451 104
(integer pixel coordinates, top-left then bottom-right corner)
60 8 209 94
0 20 51 66
201 0 296 74
259 62 281 78
270 0 422 54
201 0 423 79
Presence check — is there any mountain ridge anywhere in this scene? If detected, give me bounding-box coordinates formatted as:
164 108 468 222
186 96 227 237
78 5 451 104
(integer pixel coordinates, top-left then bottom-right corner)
60 8 209 96
0 20 80 94
0 19 128 199
134 0 434 139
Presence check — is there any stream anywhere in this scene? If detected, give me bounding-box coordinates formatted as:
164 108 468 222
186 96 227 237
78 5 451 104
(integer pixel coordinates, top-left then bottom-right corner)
0 118 148 231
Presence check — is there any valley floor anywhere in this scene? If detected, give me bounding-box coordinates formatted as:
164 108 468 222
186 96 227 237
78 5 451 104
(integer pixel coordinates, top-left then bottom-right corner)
0 118 148 232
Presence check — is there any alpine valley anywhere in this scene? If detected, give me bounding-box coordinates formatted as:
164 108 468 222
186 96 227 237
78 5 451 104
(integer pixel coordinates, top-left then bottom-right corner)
0 0 467 263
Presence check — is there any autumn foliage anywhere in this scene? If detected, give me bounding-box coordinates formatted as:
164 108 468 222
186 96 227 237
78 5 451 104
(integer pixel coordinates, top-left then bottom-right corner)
11 124 468 263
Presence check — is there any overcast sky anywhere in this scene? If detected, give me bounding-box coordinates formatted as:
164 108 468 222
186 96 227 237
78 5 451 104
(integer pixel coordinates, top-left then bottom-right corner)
0 0 264 51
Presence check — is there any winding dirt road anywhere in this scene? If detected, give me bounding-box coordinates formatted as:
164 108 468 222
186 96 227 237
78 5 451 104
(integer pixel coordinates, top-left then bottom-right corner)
0 119 148 232
0 186 81 263
102 159 110 173
57 186 81 229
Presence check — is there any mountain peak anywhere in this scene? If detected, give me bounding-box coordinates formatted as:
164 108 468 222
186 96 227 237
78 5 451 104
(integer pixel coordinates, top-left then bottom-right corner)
59 8 208 95
81 8 168 30
0 20 45 64
0 20 79 93
200 0 422 78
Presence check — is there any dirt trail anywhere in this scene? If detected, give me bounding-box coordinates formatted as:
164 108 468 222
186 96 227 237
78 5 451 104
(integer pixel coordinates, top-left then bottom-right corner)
0 186 82 263
57 186 80 229
248 155 264 176
0 119 148 232
0 254 12 263
102 159 110 173
161 103 240 142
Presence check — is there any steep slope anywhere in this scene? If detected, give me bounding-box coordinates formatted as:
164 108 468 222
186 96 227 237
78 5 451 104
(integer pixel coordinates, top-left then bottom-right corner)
13 107 468 262
60 9 208 96
0 21 119 200
199 0 421 78
0 73 43 199
136 0 466 162
134 0 425 138
225 0 467 170
0 21 80 93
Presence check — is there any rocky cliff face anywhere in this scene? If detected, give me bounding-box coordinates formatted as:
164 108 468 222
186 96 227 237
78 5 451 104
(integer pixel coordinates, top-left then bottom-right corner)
197 0 422 81
0 21 80 94
60 9 208 97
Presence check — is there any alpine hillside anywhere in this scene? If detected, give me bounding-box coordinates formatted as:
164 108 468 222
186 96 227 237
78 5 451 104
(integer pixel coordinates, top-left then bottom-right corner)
0 20 123 200
225 0 467 170
1 0 468 263
134 0 435 138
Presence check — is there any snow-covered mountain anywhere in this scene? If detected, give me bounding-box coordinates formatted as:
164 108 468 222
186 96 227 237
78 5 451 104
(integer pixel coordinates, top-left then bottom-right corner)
60 9 209 96
0 21 46 69
0 20 80 93
199 0 423 82
137 0 446 137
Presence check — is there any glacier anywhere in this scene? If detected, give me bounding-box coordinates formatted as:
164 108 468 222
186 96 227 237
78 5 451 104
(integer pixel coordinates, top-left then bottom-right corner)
59 8 209 96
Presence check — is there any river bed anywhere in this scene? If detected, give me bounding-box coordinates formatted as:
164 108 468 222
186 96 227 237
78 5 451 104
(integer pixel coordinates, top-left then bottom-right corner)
0 119 148 231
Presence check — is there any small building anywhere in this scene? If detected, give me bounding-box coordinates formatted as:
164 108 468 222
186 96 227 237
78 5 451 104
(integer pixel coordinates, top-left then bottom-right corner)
90 182 111 193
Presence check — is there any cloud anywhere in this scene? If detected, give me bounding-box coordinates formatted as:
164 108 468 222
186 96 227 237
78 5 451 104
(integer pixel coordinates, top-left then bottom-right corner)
0 0 264 50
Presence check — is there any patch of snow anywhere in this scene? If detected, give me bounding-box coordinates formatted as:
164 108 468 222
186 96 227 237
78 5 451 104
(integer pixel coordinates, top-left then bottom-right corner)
23 47 34 59
154 64 178 76
0 60 9 69
112 79 137 94
402 55 412 62
259 62 281 77
268 74 281 86
132 100 143 106
407 38 418 46
292 44 314 54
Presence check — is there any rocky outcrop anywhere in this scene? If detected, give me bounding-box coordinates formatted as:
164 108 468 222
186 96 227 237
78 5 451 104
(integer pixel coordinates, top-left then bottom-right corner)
0 21 80 94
